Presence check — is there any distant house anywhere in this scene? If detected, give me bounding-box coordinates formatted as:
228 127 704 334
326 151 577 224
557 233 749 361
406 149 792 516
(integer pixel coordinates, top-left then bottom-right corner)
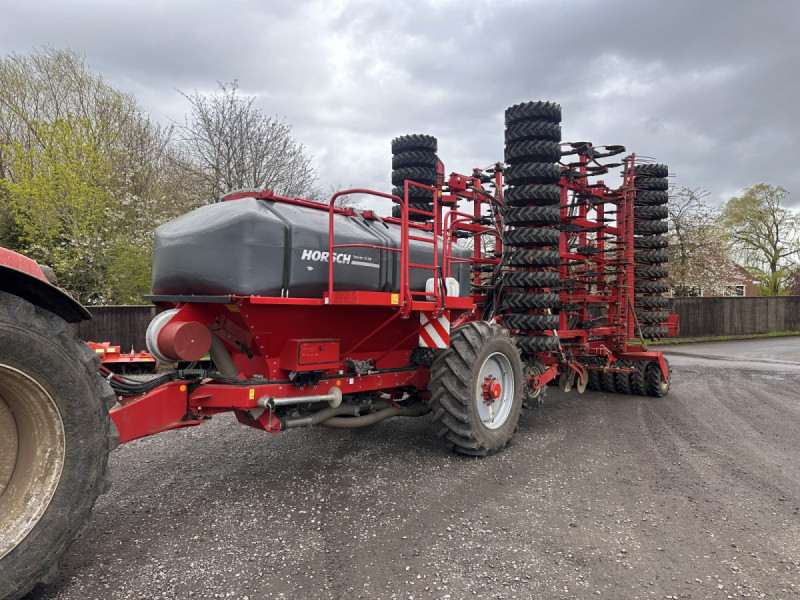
673 259 759 297
718 264 759 297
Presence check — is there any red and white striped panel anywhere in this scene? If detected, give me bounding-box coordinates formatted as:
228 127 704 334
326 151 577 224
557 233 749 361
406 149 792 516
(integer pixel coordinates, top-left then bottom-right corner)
419 311 450 348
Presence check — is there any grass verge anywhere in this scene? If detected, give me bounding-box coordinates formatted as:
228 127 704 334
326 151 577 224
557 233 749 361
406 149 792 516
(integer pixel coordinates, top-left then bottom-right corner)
649 331 800 346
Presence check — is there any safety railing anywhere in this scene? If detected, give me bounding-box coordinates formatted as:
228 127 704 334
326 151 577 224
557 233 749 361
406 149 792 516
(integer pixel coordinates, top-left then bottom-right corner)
326 183 442 314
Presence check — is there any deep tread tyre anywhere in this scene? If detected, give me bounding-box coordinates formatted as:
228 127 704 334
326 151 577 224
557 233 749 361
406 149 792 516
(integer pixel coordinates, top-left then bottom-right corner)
629 362 646 395
634 235 668 249
502 249 560 267
504 162 561 185
392 185 433 201
633 163 668 177
634 281 670 293
500 293 559 310
634 221 669 235
503 314 559 331
505 120 562 143
505 101 562 125
502 271 560 289
503 227 560 247
635 177 669 190
392 150 437 169
503 205 560 226
645 358 670 397
504 140 561 164
391 134 437 154
640 326 669 339
428 322 523 456
635 310 669 323
392 166 437 187
634 250 669 263
504 184 561 206
587 369 602 391
0 292 116 600
391 203 433 221
514 335 560 353
634 265 669 279
615 360 632 394
601 368 617 393
635 205 669 220
634 190 669 205
636 295 669 308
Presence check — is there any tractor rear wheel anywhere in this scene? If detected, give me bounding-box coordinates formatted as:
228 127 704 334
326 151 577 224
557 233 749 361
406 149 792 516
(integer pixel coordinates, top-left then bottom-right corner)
429 322 524 456
0 293 116 600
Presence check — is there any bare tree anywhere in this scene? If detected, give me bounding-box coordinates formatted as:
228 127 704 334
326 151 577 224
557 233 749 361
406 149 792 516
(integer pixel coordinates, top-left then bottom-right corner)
175 81 319 202
668 187 739 296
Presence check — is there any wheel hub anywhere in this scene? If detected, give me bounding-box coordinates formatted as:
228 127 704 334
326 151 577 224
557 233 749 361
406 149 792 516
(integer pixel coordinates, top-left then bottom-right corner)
481 376 502 403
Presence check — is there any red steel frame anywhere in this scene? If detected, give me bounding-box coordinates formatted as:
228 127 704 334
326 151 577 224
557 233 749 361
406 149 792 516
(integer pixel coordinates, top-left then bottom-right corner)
109 153 671 445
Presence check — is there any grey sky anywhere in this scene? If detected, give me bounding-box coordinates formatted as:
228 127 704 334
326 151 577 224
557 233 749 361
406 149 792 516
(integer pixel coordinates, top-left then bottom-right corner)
2 0 799 207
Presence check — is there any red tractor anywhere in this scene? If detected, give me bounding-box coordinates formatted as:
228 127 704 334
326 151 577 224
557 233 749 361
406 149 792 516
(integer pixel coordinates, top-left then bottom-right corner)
0 101 672 599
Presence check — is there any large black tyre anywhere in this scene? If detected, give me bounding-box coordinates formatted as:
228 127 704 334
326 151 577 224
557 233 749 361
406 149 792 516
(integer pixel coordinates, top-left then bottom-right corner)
634 190 669 205
636 295 669 308
391 203 433 221
391 185 433 201
634 221 669 235
505 120 561 143
601 368 617 393
503 313 559 331
634 265 669 279
635 205 669 220
629 362 647 396
504 140 561 164
429 322 524 456
636 310 669 323
640 326 669 339
614 360 632 395
502 270 560 289
634 235 668 249
503 249 560 267
505 101 562 125
645 358 671 397
392 166 437 187
635 177 669 191
514 335 561 353
504 162 561 185
634 250 669 263
392 150 437 169
586 369 602 391
504 184 561 206
501 293 560 310
503 228 560 247
391 134 437 154
0 293 117 600
634 281 670 294
633 163 668 177
503 205 560 226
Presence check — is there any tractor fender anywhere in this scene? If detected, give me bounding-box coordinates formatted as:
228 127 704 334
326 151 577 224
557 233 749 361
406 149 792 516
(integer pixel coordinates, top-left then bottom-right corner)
0 248 90 323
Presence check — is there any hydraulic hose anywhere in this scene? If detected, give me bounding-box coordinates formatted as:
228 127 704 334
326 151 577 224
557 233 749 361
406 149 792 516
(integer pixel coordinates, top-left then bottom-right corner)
320 403 430 428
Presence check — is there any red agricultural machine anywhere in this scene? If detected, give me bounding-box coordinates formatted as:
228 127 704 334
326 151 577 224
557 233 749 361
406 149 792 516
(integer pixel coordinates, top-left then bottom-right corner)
0 101 673 599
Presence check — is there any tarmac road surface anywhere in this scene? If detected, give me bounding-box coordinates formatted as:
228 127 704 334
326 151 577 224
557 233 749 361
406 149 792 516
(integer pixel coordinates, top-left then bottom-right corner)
30 337 800 599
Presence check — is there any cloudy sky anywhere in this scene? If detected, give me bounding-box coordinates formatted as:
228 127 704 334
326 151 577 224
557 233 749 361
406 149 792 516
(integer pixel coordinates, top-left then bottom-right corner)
2 0 799 207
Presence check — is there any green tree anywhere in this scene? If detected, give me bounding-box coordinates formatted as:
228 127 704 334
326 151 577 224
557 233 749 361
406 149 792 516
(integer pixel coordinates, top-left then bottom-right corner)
721 184 799 295
1 117 114 303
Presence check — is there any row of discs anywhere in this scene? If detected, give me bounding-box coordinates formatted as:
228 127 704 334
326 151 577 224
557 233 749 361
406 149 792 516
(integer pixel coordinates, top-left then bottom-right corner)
500 101 563 354
390 134 438 222
632 163 670 338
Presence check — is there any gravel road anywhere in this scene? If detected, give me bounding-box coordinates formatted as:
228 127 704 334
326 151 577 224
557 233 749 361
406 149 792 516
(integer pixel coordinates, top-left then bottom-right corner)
30 338 800 599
